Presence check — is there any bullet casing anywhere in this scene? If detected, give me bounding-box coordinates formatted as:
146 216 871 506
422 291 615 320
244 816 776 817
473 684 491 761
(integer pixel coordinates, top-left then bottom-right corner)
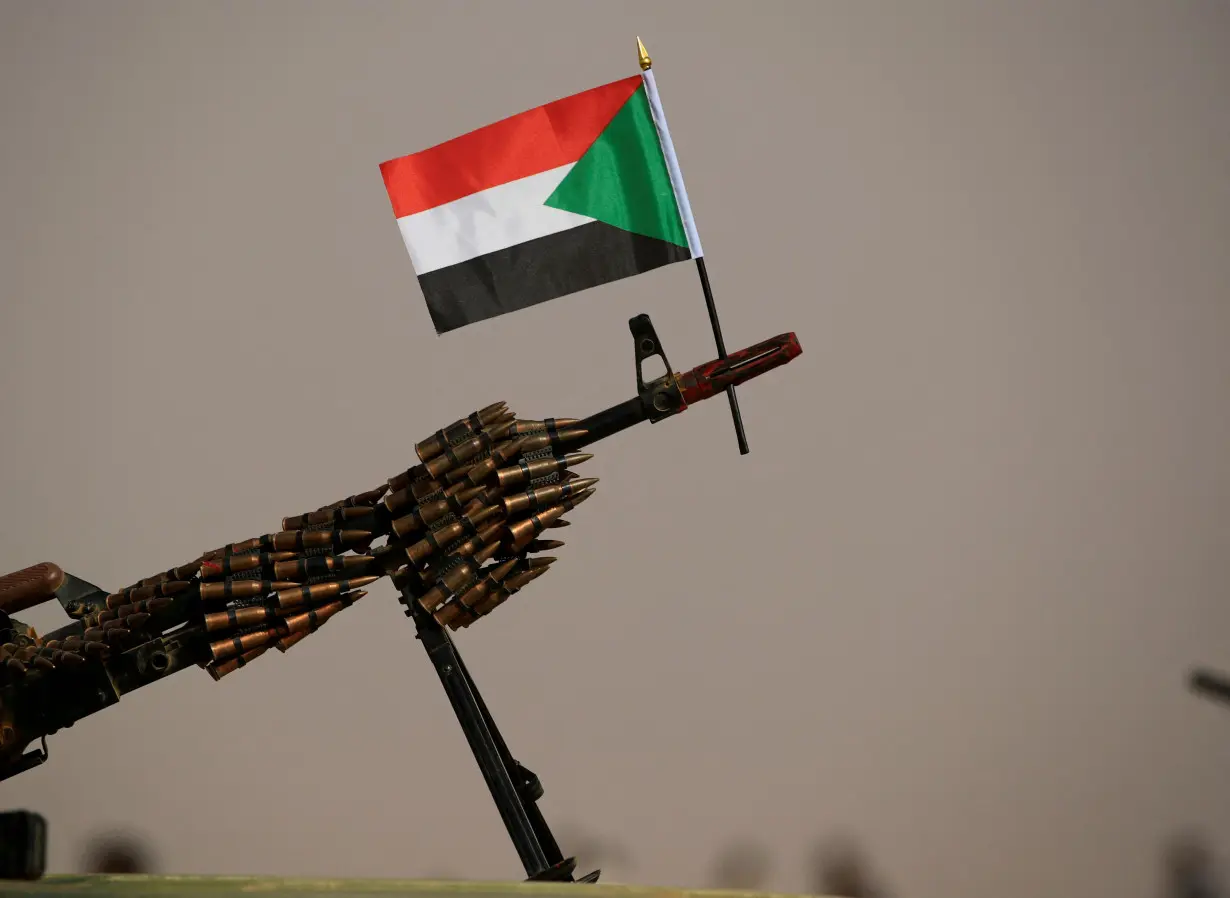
273 575 379 610
405 505 502 565
200 552 297 581
281 506 374 531
502 478 598 516
263 529 371 553
445 437 526 485
208 627 282 663
199 580 300 602
416 544 501 611
208 645 269 680
414 402 507 463
204 604 281 633
424 420 514 480
271 554 374 582
495 452 592 489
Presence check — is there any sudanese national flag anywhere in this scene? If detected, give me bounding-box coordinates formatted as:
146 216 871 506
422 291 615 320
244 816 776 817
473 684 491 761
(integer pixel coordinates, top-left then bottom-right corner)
379 75 695 334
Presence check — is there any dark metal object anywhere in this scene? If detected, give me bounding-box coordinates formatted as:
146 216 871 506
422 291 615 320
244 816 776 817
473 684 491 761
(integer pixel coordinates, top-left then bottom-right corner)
694 257 750 456
410 601 594 883
0 811 46 880
0 312 802 883
573 314 800 451
1190 667 1230 707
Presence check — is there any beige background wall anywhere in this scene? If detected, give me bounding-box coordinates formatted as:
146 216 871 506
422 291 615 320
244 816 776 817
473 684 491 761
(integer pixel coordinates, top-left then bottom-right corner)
2 2 1228 898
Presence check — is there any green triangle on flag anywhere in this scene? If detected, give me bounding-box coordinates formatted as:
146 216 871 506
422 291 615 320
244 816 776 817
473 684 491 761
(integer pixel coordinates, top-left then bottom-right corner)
544 85 690 250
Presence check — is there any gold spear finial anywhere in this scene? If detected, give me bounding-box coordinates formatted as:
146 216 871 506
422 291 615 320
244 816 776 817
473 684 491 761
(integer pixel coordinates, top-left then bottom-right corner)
637 36 652 71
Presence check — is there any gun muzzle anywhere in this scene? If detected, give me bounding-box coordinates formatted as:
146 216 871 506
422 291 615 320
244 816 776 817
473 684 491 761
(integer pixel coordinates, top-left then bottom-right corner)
675 333 802 405
574 329 802 449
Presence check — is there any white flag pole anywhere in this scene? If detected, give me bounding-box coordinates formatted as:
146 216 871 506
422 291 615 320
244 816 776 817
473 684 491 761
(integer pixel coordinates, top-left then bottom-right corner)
637 37 749 455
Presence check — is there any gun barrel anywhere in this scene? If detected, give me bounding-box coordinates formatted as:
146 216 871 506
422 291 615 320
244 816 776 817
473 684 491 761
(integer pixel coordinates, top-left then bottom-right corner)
575 331 802 449
676 332 801 404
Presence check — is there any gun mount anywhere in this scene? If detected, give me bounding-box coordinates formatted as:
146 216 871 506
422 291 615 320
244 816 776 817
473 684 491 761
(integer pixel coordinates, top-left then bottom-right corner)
0 313 801 882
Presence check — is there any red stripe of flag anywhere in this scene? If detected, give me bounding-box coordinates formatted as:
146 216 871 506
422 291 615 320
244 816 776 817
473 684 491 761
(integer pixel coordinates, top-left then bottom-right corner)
380 75 642 219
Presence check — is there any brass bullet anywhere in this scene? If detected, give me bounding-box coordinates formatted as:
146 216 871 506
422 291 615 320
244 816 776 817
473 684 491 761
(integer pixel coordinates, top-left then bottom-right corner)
260 529 371 553
281 506 374 531
443 521 505 560
512 427 589 456
423 420 515 480
54 650 85 668
559 487 595 513
353 485 389 507
387 477 464 516
199 580 300 602
87 610 115 627
502 478 598 516
102 627 130 645
390 487 482 538
505 566 549 591
274 630 311 652
525 557 556 569
506 417 581 437
522 539 565 553
389 563 422 592
199 552 297 581
415 544 501 612
207 645 269 681
458 568 546 625
444 435 527 485
272 554 375 582
413 478 446 500
120 611 151 630
433 600 468 628
405 505 503 564
208 627 282 663
171 560 203 581
317 485 388 512
384 485 418 516
204 604 281 633
432 557 521 627
460 585 515 625
415 402 509 462
280 590 367 636
548 519 571 528
504 504 568 552
495 452 593 489
110 597 172 619
387 463 425 493
273 575 379 610
107 580 192 608
210 537 264 557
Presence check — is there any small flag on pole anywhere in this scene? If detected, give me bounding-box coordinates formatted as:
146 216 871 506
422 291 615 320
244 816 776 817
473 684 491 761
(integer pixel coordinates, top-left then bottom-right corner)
379 38 750 454
380 75 697 335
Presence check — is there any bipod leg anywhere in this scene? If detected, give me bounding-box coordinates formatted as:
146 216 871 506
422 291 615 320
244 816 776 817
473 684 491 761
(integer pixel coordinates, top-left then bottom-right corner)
412 607 599 883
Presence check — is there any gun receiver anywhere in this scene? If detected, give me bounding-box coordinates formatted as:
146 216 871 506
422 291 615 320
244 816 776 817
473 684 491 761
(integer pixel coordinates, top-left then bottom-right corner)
0 313 801 882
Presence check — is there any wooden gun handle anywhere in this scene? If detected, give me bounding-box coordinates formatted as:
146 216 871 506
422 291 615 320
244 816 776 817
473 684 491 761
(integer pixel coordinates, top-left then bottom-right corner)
0 563 65 615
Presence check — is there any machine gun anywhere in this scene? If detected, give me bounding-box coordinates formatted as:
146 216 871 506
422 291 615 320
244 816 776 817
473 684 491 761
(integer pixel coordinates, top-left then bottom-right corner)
0 313 801 882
